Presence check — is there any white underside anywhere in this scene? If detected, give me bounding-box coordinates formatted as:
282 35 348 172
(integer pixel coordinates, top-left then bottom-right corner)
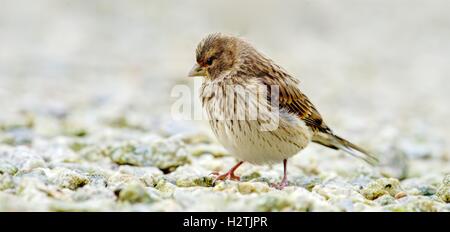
201 77 313 165
212 113 312 165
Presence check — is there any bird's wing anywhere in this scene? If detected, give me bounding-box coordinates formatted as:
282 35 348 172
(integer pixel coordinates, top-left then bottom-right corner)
254 64 378 165
259 73 331 133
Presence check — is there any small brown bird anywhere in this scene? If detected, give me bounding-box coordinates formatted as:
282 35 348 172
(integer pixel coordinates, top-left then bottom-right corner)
188 33 378 189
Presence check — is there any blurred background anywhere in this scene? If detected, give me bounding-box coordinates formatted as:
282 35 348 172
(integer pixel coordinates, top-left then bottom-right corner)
0 0 449 198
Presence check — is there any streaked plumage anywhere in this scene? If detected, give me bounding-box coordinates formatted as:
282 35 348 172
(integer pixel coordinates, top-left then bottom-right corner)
188 33 378 189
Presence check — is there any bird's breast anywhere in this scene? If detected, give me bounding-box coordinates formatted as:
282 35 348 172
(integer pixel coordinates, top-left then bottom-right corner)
199 79 313 164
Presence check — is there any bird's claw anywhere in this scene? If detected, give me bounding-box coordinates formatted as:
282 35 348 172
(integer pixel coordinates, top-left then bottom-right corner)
210 171 240 185
271 179 288 190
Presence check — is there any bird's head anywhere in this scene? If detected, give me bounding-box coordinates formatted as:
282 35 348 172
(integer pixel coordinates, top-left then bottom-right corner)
188 33 240 79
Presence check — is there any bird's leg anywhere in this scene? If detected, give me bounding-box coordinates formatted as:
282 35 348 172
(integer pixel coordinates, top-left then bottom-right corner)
211 161 244 183
272 159 288 190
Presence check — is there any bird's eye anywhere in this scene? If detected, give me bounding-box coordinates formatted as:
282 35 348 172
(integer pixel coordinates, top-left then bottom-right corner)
206 57 215 65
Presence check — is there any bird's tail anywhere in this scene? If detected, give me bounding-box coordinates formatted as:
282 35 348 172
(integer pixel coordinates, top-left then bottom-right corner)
312 132 379 166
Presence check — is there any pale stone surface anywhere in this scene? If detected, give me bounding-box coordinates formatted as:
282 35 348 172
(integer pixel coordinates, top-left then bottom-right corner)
0 0 449 212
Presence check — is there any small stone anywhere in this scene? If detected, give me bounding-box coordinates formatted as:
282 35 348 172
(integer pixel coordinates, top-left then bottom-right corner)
62 122 88 137
374 194 396 206
109 142 144 166
180 133 212 144
388 197 441 212
0 147 46 172
107 116 135 129
72 186 115 202
237 182 270 194
175 176 214 187
108 137 190 172
69 142 88 153
107 173 141 189
395 191 407 199
51 168 90 190
442 174 450 185
436 174 450 203
0 163 18 175
117 165 163 187
0 173 14 191
255 195 293 212
49 199 115 212
417 186 437 196
117 183 153 204
290 176 322 191
150 138 191 172
360 178 402 200
240 172 261 182
154 179 176 196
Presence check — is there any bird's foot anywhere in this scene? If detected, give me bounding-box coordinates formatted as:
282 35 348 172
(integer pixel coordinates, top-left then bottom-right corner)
271 178 288 190
271 159 289 190
210 161 244 185
210 171 240 184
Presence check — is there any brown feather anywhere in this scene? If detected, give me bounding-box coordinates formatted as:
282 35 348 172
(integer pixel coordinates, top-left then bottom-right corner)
234 43 332 133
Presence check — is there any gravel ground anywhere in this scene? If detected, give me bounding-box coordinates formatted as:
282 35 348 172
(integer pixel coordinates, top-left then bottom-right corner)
0 0 449 211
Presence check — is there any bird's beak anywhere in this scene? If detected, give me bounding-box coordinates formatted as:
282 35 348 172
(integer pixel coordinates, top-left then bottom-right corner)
188 63 207 77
